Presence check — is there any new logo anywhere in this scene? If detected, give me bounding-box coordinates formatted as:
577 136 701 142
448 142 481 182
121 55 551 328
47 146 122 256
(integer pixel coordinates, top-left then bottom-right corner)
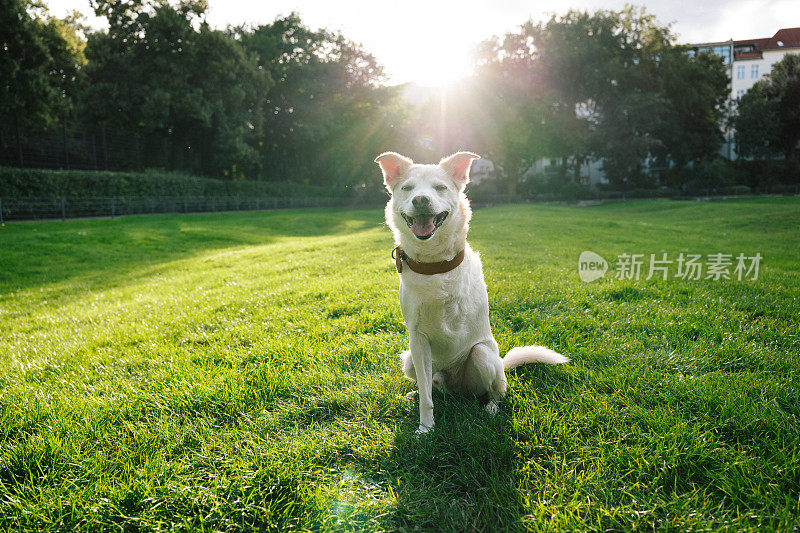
578 251 608 283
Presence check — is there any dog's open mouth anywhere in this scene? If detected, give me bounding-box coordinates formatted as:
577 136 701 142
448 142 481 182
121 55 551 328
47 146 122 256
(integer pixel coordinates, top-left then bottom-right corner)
401 211 448 240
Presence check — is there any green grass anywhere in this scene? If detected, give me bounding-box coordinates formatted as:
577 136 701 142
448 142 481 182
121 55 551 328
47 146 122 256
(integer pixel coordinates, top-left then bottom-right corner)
1 198 799 531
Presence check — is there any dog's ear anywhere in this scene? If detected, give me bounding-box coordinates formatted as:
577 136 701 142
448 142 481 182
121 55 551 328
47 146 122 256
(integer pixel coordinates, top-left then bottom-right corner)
375 152 414 192
439 151 480 187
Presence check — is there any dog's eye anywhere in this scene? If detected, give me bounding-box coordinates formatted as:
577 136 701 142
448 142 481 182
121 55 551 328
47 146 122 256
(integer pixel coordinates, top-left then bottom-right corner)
401 185 413 191
435 185 448 192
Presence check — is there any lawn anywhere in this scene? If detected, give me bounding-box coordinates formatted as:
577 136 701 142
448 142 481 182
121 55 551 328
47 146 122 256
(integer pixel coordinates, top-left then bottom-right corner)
1 198 799 531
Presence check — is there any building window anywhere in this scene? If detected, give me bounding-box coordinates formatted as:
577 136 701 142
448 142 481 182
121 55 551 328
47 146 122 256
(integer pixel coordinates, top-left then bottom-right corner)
737 65 745 79
737 89 746 98
751 64 759 78
695 45 731 65
711 45 732 65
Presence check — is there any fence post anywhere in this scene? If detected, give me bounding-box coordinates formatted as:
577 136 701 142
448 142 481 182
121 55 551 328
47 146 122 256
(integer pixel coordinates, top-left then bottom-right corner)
134 133 141 171
101 127 109 171
163 137 169 169
0 198 3 224
14 110 24 168
211 197 215 212
61 197 66 221
55 131 61 168
62 121 70 170
235 196 240 211
110 198 115 218
91 133 98 170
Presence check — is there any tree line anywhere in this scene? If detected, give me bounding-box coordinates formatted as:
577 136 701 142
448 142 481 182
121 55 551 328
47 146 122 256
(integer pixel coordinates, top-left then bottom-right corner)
2 0 797 193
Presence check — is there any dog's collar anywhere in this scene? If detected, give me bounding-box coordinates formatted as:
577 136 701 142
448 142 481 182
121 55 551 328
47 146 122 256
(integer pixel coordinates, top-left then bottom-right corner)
392 246 465 275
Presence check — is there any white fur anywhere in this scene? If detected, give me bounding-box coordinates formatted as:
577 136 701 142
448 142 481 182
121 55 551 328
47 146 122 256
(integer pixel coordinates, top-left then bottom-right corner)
376 151 570 435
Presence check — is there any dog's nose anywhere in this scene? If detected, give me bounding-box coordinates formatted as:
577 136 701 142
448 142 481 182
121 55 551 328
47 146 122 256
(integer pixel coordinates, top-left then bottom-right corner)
412 195 431 209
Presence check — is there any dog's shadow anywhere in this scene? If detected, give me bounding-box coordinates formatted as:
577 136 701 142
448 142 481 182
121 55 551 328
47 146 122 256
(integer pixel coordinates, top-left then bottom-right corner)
383 366 576 530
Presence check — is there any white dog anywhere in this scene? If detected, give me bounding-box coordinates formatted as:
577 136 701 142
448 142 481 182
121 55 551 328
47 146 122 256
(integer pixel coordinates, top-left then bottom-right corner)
375 151 569 434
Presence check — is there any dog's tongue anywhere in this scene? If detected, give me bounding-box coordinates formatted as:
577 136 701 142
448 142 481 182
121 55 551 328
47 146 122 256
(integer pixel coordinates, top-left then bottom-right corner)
412 216 435 237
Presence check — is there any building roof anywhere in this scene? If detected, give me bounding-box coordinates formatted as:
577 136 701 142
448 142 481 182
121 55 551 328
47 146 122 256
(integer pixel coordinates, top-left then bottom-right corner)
735 27 800 52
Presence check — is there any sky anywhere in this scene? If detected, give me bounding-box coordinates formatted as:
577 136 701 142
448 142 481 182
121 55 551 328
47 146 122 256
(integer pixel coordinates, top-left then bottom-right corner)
44 0 800 87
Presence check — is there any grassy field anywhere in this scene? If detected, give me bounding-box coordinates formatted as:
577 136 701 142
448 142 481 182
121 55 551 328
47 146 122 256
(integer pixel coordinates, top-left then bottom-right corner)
1 197 799 531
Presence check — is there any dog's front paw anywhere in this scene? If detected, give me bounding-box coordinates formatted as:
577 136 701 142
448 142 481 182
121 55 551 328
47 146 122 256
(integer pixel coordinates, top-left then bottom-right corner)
485 401 500 416
415 423 434 436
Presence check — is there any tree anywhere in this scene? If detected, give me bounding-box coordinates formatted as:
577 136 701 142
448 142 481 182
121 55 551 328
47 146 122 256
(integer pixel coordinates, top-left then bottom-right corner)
473 7 729 189
527 10 623 183
0 0 86 130
236 14 392 184
471 30 549 190
82 0 271 177
736 53 800 169
655 47 729 175
735 83 780 161
80 6 395 183
37 11 88 118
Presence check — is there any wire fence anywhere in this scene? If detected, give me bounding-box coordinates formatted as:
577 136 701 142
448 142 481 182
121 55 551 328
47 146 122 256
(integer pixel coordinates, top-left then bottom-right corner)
0 124 164 172
0 196 357 222
3 185 798 223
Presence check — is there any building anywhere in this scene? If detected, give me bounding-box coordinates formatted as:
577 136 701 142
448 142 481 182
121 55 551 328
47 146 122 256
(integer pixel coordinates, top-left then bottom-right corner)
689 28 800 160
690 28 800 100
730 27 800 99
525 27 800 184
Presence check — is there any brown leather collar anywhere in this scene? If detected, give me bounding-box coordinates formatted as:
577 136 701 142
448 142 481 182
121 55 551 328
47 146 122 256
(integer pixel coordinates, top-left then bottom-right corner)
392 246 465 275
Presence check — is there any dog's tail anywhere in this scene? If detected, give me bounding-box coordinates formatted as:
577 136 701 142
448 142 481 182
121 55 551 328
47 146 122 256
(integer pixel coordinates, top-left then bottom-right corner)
503 345 570 370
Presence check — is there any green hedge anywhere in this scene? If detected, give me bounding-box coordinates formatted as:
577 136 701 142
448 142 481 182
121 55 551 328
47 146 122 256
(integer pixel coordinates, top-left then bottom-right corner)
0 167 363 200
